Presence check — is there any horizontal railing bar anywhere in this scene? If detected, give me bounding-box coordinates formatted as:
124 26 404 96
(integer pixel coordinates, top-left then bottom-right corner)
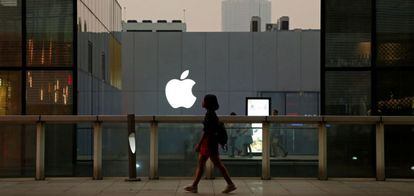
382 116 414 125
0 115 412 125
40 115 97 123
323 116 380 124
0 115 39 124
267 116 322 123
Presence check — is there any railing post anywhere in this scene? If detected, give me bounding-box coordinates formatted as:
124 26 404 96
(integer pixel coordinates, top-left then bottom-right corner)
318 122 327 180
205 159 214 179
150 121 159 180
262 121 270 180
126 114 140 181
93 120 103 180
376 121 385 181
35 121 45 180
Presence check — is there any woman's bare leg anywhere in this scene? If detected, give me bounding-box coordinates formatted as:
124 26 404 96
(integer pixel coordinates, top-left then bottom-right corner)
192 154 208 187
210 155 234 185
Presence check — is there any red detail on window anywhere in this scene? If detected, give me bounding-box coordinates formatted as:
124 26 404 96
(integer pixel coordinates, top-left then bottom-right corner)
68 75 73 85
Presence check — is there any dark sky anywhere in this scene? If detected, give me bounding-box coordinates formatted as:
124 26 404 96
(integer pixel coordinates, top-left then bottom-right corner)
119 0 320 32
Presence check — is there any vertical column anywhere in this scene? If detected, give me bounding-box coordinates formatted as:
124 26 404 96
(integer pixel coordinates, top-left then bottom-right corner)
376 122 385 181
150 121 159 179
318 122 328 180
93 121 102 180
35 121 45 180
126 114 140 181
205 159 214 179
262 122 270 180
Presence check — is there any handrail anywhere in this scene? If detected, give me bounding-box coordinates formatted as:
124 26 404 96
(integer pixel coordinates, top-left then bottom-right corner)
0 115 413 124
1 115 413 182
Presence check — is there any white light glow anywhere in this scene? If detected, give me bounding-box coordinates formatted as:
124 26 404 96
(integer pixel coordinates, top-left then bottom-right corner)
136 163 140 168
165 70 196 109
247 98 270 153
128 133 136 154
411 166 414 171
352 156 358 160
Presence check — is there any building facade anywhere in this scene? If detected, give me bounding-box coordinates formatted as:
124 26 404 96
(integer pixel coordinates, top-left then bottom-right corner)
0 0 122 177
222 0 271 32
322 0 414 178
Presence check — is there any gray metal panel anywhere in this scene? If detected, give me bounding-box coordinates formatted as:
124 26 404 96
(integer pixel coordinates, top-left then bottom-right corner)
229 92 255 115
253 33 277 91
229 33 253 91
122 33 134 91
182 33 206 92
277 31 301 91
134 92 158 115
301 31 320 91
158 33 182 93
205 33 229 92
134 33 158 91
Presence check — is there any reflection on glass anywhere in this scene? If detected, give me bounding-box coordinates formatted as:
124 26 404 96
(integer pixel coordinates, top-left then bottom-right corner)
26 0 73 67
0 0 21 67
0 72 21 114
325 71 371 115
26 71 73 114
325 0 372 67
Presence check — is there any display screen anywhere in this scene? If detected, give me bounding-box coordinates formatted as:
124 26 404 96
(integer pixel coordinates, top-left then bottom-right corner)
246 98 270 153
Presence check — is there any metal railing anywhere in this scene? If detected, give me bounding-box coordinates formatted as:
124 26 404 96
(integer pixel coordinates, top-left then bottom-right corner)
1 115 413 181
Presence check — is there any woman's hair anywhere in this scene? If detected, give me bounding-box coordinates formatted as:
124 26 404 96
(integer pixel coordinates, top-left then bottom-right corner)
203 94 219 111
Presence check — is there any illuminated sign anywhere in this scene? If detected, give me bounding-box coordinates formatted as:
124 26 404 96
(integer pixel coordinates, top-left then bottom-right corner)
165 70 197 109
246 98 271 153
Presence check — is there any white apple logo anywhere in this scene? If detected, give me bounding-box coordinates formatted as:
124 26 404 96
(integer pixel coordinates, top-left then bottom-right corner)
165 70 197 109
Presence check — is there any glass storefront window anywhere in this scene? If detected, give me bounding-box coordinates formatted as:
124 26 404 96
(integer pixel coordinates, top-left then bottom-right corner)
26 71 73 114
325 0 372 67
325 71 371 115
0 71 21 114
0 0 21 67
26 0 73 67
377 0 414 67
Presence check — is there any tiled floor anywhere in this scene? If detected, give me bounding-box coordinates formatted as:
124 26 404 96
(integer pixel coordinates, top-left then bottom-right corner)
0 178 413 196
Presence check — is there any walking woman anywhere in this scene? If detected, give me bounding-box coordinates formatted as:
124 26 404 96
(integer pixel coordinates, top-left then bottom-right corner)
184 94 237 194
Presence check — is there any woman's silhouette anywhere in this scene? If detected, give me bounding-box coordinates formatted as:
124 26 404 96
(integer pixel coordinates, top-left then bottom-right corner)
184 94 236 194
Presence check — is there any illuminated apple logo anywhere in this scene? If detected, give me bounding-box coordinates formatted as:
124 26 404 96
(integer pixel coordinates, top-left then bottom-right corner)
165 70 197 108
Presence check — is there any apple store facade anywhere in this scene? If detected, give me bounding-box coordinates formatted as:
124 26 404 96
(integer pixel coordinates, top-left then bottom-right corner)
118 31 321 177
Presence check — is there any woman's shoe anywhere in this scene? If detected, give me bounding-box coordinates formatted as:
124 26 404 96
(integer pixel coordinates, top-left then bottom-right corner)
222 184 237 194
184 185 198 193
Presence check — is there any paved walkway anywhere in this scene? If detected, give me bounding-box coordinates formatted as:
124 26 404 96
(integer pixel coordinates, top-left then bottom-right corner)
1 178 414 196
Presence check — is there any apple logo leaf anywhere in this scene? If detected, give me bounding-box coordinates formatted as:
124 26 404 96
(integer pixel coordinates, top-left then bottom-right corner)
180 70 190 80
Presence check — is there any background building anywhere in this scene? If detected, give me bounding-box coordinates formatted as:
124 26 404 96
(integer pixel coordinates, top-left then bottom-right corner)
0 0 122 177
123 20 187 32
222 0 271 32
322 0 414 178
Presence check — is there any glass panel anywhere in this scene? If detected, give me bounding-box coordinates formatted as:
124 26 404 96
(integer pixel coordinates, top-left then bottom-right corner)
45 124 74 176
377 0 414 67
26 0 73 67
26 71 73 115
327 125 375 177
325 71 371 115
102 123 150 177
286 92 319 116
270 124 318 177
0 125 36 177
377 70 414 115
385 125 414 178
325 0 372 67
0 71 21 114
216 123 261 177
0 0 21 67
158 123 202 177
